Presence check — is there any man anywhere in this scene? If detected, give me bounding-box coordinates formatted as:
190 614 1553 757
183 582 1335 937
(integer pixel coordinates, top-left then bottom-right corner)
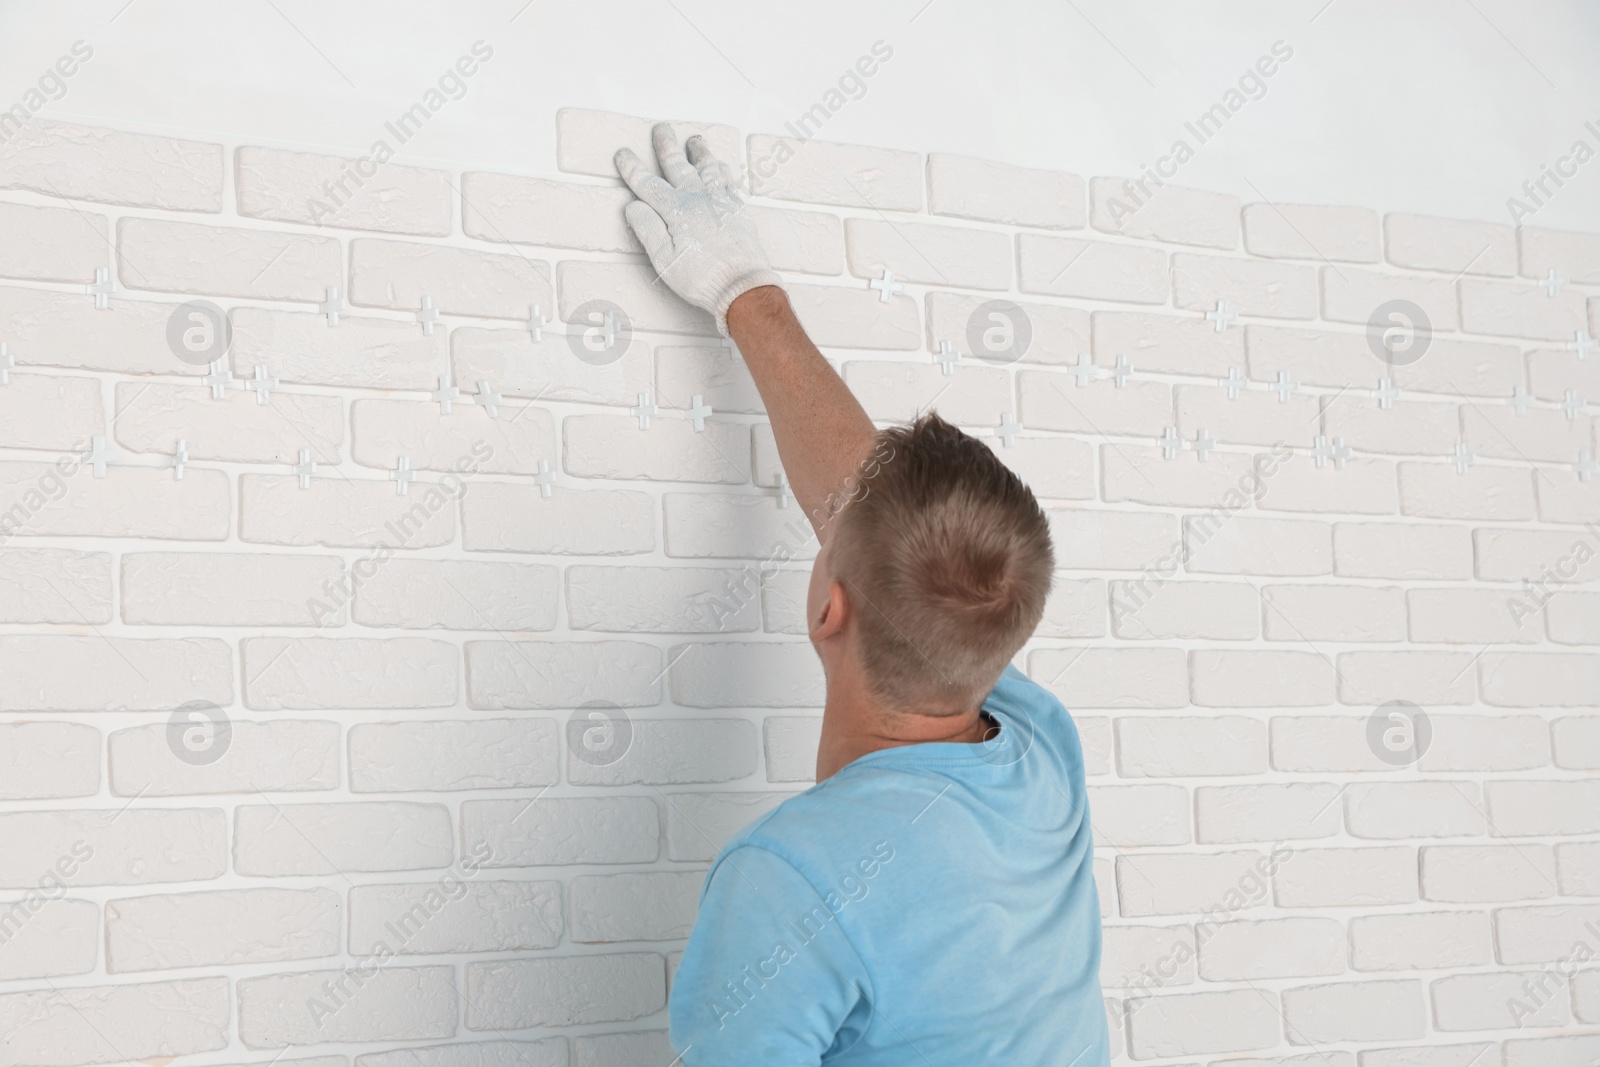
615 126 1107 1065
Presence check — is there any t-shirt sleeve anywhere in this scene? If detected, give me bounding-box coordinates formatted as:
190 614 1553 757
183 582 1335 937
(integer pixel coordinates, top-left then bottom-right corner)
670 844 874 1066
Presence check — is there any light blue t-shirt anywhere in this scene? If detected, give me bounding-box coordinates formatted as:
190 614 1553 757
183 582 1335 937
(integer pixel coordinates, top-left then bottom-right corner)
670 664 1107 1066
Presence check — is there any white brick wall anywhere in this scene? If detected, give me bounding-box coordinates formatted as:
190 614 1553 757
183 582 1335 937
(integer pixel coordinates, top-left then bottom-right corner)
0 108 1594 1065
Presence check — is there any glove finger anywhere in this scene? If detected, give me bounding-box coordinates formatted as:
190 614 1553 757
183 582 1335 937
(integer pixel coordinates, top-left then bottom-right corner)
614 147 677 214
624 199 674 263
652 122 700 188
687 136 733 194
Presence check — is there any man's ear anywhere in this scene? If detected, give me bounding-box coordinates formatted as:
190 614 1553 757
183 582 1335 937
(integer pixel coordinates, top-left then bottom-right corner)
808 578 852 644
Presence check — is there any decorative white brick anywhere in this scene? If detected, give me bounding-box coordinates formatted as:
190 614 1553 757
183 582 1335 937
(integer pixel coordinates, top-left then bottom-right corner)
0 808 225 889
349 881 563 954
0 978 230 1064
1459 277 1588 341
656 345 763 415
1257 454 1399 516
1102 447 1260 510
1333 522 1472 580
1384 214 1516 276
350 718 558 792
1336 651 1477 706
0 634 231 712
234 801 452 876
564 414 750 483
1487 779 1600 836
1089 784 1190 846
746 134 920 210
1274 846 1418 908
1322 266 1459 330
241 473 455 549
122 552 342 626
465 797 660 866
1022 376 1172 437
1421 844 1558 903
1196 783 1343 843
462 171 634 251
1480 652 1600 708
351 399 553 474
108 719 339 796
117 217 339 301
1018 234 1168 304
988 437 1096 501
1175 384 1318 447
1110 580 1260 640
1029 647 1188 709
231 307 445 390
0 116 221 209
1554 715 1600 768
1116 849 1277 918
844 218 1011 290
1262 583 1406 642
1431 971 1569 1030
567 565 759 633
787 281 921 349
928 153 1085 229
0 371 102 452
1321 394 1459 457
0 547 112 625
1093 309 1244 379
464 482 654 555
352 559 559 631
1091 179 1241 249
1349 911 1493 971
1115 716 1266 776
0 721 99 799
1243 203 1379 262
0 200 109 283
1406 587 1536 644
238 146 452 235
746 204 845 274
1345 782 1486 839
453 325 652 408
1519 224 1600 282
567 718 758 786
928 290 1091 368
1197 917 1347 980
243 637 456 710
1557 841 1600 895
0 286 204 377
1184 516 1333 576
1420 714 1549 772
1191 650 1335 707
1282 980 1425 1043
669 641 824 708
351 238 552 321
664 791 794 861
756 711 824 788
113 382 341 465
570 871 700 942
464 953 664 1030
0 460 230 541
1398 461 1534 521
0 896 98 980
1174 253 1318 319
1100 923 1195 988
1493 903 1600 964
466 640 661 709
1126 988 1281 1058
1050 509 1178 570
106 887 340 972
238 966 456 1046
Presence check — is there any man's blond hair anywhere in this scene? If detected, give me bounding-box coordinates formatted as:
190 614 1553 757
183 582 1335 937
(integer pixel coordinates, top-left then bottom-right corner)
828 414 1054 712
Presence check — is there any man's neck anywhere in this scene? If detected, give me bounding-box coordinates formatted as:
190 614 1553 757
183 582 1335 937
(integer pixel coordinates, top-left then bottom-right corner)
814 670 995 781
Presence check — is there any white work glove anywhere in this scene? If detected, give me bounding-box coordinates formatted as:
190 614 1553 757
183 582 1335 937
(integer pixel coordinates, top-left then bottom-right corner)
615 123 784 336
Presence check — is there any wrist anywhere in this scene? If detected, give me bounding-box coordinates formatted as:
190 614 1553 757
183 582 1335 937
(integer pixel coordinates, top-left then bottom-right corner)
725 284 790 337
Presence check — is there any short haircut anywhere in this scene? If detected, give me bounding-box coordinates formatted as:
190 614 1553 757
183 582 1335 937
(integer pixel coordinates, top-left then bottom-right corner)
827 413 1054 712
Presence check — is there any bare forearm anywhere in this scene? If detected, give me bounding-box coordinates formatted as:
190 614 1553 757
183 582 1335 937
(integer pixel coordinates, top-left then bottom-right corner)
726 286 877 542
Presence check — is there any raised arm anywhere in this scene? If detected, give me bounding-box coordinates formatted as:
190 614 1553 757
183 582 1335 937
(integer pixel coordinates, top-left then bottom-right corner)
615 124 877 542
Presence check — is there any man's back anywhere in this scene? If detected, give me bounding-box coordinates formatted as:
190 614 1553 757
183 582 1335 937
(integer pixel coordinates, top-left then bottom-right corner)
671 666 1108 1065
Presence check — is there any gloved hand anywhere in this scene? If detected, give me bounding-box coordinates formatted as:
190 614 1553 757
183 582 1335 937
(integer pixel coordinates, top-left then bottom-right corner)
615 123 785 336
